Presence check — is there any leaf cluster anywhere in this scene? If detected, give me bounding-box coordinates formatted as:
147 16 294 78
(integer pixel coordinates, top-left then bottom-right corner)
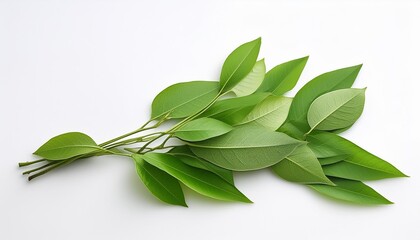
19 38 407 206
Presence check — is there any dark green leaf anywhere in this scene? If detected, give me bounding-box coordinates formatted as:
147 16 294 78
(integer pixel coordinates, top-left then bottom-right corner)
201 92 269 125
309 177 393 205
307 132 407 178
151 81 219 120
220 38 262 92
142 152 251 203
133 155 186 206
257 56 308 95
318 155 347 165
33 132 101 160
189 125 304 171
287 64 362 129
168 146 234 185
172 117 233 142
307 88 365 131
323 161 404 181
272 145 333 185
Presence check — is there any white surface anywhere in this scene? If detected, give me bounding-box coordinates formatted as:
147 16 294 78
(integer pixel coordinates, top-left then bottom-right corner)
1 0 419 239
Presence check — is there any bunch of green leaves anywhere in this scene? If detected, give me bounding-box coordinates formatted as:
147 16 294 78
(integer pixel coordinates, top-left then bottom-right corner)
19 38 407 206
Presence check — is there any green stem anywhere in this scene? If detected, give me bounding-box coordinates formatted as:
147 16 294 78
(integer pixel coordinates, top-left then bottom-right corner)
18 159 48 167
28 159 74 181
167 91 224 133
22 161 60 175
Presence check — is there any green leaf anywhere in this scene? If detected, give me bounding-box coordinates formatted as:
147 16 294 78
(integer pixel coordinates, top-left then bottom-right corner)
220 38 262 92
133 155 186 207
257 56 308 95
141 152 251 203
277 121 308 140
307 132 407 178
172 117 233 142
33 132 101 160
237 95 292 131
323 161 405 181
231 59 266 97
272 145 334 185
307 88 366 131
318 155 347 165
287 64 362 128
151 81 219 120
168 146 234 185
189 125 304 171
309 177 393 205
201 92 269 125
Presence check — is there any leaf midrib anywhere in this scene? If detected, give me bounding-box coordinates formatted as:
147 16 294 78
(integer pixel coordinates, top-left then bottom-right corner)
189 142 299 149
35 145 101 154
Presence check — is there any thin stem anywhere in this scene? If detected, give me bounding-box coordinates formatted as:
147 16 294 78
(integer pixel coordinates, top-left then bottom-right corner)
28 159 73 181
104 132 163 149
167 91 224 133
99 126 153 147
137 133 166 153
22 161 60 175
18 159 48 167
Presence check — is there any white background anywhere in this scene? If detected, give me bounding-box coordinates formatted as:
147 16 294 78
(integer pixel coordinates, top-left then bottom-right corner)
1 0 419 239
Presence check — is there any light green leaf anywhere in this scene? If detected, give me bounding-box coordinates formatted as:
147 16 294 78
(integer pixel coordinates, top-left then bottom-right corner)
307 88 365 131
220 38 261 92
201 92 269 125
168 145 234 185
237 95 292 131
318 155 347 165
307 132 407 178
172 118 233 142
257 56 308 95
272 145 334 185
231 59 266 97
309 177 393 205
133 155 186 207
287 64 362 129
33 132 101 160
141 152 251 203
189 125 304 171
151 81 219 120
